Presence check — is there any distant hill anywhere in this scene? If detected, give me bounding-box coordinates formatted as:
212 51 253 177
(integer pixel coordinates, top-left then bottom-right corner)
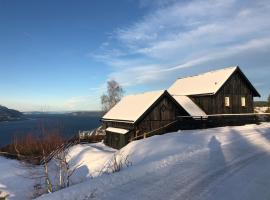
0 105 24 122
68 111 103 117
23 111 103 117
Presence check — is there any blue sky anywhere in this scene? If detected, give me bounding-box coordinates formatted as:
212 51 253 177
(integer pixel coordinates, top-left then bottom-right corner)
0 0 269 111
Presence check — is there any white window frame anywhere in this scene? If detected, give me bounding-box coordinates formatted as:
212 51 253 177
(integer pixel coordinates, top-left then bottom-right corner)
241 97 246 107
225 97 230 107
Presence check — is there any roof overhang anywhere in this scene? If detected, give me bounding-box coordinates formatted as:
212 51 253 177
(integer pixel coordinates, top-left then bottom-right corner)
235 67 261 97
188 93 215 96
101 118 134 124
106 127 130 134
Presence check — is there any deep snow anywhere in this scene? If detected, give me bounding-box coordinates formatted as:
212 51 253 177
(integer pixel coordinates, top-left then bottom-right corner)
1 123 270 200
0 156 36 199
0 143 115 200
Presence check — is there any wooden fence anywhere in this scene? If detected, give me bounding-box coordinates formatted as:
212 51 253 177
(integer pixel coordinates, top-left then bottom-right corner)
130 120 179 141
41 130 105 164
177 113 270 130
130 113 270 142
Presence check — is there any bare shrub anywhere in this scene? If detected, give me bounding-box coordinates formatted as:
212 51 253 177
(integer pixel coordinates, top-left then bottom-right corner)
0 129 65 164
79 134 105 143
104 152 132 174
53 148 83 189
25 145 83 198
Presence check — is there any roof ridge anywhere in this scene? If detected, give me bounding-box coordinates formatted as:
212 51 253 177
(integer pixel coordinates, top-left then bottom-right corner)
127 89 165 97
177 65 238 80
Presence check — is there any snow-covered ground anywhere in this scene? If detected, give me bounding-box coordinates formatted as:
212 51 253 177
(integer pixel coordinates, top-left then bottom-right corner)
1 123 270 200
0 143 115 200
254 106 269 113
0 156 37 199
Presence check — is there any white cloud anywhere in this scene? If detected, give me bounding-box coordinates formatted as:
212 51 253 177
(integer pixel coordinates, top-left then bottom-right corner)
160 37 270 72
115 0 237 46
107 37 270 87
108 64 162 86
92 0 270 99
115 0 270 62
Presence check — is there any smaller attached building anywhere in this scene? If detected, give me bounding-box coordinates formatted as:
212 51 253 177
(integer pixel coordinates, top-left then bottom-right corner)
101 90 190 149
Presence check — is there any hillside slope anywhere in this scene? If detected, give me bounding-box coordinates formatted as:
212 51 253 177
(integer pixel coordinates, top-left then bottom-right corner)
37 123 270 200
1 123 270 200
0 105 24 122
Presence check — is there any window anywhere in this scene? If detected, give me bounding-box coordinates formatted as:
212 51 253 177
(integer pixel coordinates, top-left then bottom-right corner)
161 104 166 112
225 97 230 107
241 97 246 107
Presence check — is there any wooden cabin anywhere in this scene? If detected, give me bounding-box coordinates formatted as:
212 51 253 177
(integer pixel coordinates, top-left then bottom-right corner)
168 66 260 114
101 90 191 149
101 66 260 149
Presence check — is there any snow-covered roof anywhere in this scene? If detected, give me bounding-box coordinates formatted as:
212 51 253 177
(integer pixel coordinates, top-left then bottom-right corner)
168 66 238 96
106 127 130 134
0 190 9 198
172 95 207 119
102 90 165 123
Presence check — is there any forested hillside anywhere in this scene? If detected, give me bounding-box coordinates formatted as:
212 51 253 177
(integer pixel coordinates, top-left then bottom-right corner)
0 105 24 122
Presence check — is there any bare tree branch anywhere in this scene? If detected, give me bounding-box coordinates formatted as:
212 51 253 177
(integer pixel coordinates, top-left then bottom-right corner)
101 80 124 113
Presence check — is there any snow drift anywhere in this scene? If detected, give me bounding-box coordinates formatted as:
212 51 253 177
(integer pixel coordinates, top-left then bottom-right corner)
1 123 270 200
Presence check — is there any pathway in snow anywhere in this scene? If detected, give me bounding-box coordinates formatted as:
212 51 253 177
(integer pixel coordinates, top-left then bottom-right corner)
89 124 270 200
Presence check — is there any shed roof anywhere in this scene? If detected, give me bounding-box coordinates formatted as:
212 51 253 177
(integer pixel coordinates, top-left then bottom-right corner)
106 127 129 134
172 95 207 118
168 66 260 97
102 90 165 123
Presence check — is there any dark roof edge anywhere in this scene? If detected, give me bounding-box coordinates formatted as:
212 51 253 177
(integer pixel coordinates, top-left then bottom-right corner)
101 118 134 123
214 66 260 97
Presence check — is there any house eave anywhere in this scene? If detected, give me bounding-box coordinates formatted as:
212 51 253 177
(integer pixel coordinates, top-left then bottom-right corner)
101 118 135 124
188 92 215 97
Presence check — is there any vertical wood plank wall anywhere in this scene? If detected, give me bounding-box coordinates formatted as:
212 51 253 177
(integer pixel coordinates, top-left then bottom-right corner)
136 95 188 135
190 71 254 114
103 94 188 148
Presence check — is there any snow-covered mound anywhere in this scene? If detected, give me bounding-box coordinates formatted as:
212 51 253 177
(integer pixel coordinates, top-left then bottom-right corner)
37 123 270 200
63 143 116 180
0 143 115 200
2 123 270 200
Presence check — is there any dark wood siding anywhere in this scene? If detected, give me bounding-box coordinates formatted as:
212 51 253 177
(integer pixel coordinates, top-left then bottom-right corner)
135 94 188 136
106 131 128 149
102 93 188 149
103 121 133 130
190 71 254 114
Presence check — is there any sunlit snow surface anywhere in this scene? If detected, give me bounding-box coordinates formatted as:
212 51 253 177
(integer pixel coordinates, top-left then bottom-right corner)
2 123 270 200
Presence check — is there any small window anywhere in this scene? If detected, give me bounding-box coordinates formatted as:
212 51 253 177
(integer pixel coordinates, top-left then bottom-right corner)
225 97 230 107
161 104 166 112
241 97 246 107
